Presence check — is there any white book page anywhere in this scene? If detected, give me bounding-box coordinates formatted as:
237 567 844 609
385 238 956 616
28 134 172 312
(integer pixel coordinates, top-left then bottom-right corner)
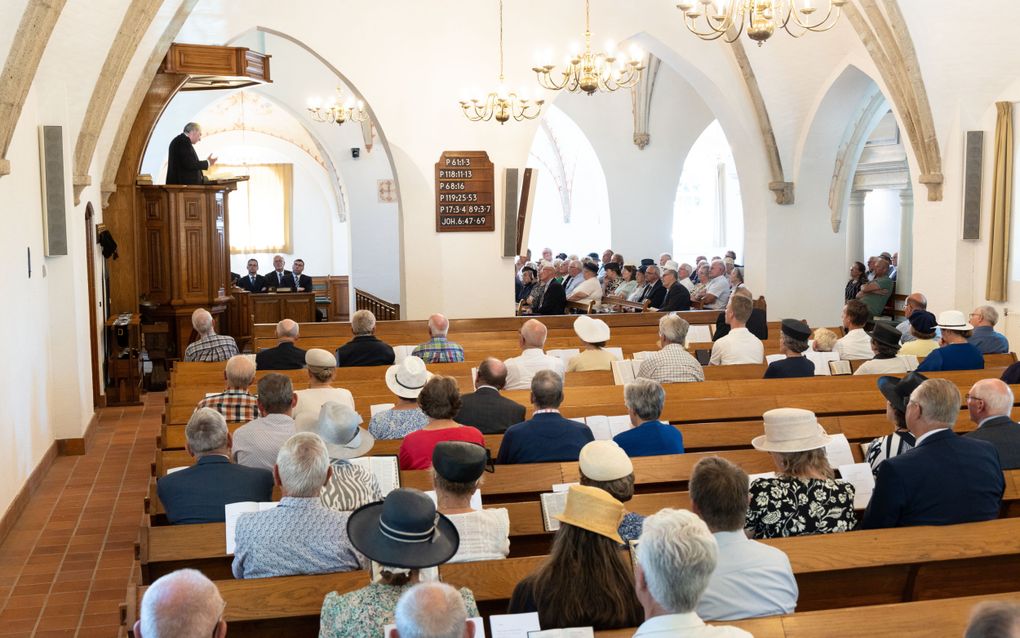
685 325 713 346
393 345 416 365
899 354 919 371
765 354 784 365
552 482 578 493
490 613 541 638
805 351 839 376
540 492 569 532
385 618 485 638
611 359 637 385
425 488 482 511
370 403 395 416
224 502 260 554
828 359 852 376
604 347 624 361
351 456 401 495
838 463 877 510
748 472 776 483
529 629 595 638
607 415 632 438
632 351 654 360
165 466 187 474
585 415 612 441
824 433 856 468
547 349 580 369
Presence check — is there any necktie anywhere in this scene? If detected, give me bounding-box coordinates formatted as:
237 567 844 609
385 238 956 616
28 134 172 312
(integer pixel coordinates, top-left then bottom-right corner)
250 275 255 286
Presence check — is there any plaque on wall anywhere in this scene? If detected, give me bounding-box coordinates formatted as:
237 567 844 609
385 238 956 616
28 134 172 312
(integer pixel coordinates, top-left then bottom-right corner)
435 151 495 232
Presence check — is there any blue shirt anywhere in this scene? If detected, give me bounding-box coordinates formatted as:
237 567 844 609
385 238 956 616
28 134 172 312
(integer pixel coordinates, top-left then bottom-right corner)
969 325 1009 354
496 412 594 464
697 530 798 621
915 342 985 372
613 420 684 457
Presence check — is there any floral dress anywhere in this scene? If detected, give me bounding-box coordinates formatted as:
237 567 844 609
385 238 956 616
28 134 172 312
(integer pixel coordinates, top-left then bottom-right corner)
745 476 856 539
319 583 478 638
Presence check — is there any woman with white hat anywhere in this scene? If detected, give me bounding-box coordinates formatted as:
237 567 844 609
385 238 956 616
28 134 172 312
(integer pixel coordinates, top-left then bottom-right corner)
746 408 856 538
578 440 644 542
296 401 381 512
915 310 985 372
368 356 431 439
566 316 615 372
292 348 355 422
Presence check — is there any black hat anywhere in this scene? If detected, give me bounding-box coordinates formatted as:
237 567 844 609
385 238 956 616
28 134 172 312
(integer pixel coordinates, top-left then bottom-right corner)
583 262 598 274
908 310 937 334
637 265 648 274
432 441 490 483
640 258 655 266
877 371 928 413
556 253 568 260
346 488 459 569
587 252 600 261
868 320 902 350
780 319 811 341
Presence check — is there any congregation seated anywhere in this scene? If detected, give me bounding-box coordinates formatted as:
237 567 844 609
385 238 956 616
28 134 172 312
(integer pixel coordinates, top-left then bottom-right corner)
398 376 484 470
496 370 594 464
613 378 684 457
566 315 615 372
453 357 525 435
578 440 644 542
899 309 940 356
392 582 478 638
370 356 430 439
834 299 874 360
336 309 396 367
561 259 585 296
157 408 273 525
133 569 227 638
612 264 639 301
964 379 1020 470
432 441 510 563
411 313 465 363
232 432 363 578
504 319 564 391
652 267 692 312
965 601 1020 638
865 372 926 474
746 408 856 538
862 378 1004 529
256 318 307 370
195 354 259 422
763 319 814 378
969 305 1010 354
320 489 476 638
637 314 705 384
566 262 603 305
688 262 710 301
292 348 355 422
710 292 764 366
916 310 985 372
637 265 666 307
689 457 798 621
183 307 238 362
296 402 382 511
693 259 730 310
853 321 911 375
232 373 298 471
632 509 751 637
810 327 838 352
508 485 644 630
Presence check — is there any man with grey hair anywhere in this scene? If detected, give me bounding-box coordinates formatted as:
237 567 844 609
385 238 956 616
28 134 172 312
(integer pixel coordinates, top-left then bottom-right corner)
157 408 273 524
265 254 295 290
412 313 464 363
965 601 1020 638
504 319 565 390
969 305 1010 354
196 354 260 422
637 314 705 384
133 569 227 638
392 582 476 638
862 378 1004 529
640 265 666 308
336 309 395 367
614 378 684 457
496 370 594 464
232 373 298 471
255 318 307 370
232 432 362 578
677 263 695 292
697 260 731 310
658 252 672 267
655 268 691 312
563 259 585 296
166 122 216 185
183 308 238 362
633 508 751 637
964 378 1020 469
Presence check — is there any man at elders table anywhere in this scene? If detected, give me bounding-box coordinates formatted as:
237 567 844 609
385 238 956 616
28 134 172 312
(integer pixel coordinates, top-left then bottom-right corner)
236 258 267 293
265 254 296 290
166 122 216 185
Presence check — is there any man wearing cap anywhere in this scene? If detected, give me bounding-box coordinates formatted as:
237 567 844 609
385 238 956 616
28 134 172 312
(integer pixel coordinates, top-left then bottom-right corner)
579 440 646 542
232 432 363 578
454 358 526 434
566 316 616 372
834 300 874 361
896 293 936 343
862 378 1004 530
256 319 307 370
709 294 764 366
853 321 911 375
496 370 594 464
639 265 667 308
637 314 705 384
183 308 238 362
336 309 396 367
526 263 567 316
653 269 691 312
411 314 465 364
968 306 1010 354
964 379 1020 470
504 319 565 391
196 355 260 422
232 373 298 471
614 378 684 457
567 262 604 305
157 408 274 525
856 256 894 318
296 402 382 512
899 310 940 357
563 260 585 296
432 441 510 563
763 320 815 378
915 310 985 372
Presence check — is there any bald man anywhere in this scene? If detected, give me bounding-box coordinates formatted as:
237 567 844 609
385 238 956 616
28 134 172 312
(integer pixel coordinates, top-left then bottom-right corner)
196 355 260 422
255 318 307 370
411 313 464 363
896 292 939 343
183 308 238 362
135 569 227 638
503 319 565 391
965 379 1020 469
455 357 526 434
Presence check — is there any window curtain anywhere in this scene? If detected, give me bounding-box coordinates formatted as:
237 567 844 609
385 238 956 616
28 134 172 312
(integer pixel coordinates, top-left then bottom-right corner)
208 163 293 254
986 102 1013 301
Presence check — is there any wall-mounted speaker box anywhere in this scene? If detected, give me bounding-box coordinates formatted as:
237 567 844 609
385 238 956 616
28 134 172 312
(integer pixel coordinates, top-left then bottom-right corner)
502 168 519 258
39 125 68 256
962 130 983 240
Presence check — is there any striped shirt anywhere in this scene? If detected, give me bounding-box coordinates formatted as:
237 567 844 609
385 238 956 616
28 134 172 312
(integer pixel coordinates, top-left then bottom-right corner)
320 460 383 512
184 334 239 362
411 337 465 363
865 431 916 475
232 413 295 471
637 344 705 384
196 389 259 422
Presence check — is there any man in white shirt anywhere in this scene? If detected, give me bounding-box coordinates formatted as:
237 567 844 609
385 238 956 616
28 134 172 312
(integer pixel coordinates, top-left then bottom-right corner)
633 508 752 637
567 262 603 305
700 260 731 310
834 299 875 360
562 260 584 296
709 295 764 365
503 319 565 390
689 457 797 620
677 263 695 292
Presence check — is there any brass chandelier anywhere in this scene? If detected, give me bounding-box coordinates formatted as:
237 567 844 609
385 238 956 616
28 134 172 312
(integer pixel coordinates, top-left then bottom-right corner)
306 88 369 126
675 0 847 45
532 0 645 96
460 0 544 124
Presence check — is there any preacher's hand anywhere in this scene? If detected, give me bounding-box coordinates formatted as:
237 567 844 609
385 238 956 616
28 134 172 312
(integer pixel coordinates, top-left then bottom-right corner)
207 154 218 166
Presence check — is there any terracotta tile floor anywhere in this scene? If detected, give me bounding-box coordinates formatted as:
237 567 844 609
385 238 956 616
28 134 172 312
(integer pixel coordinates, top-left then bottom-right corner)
0 393 163 637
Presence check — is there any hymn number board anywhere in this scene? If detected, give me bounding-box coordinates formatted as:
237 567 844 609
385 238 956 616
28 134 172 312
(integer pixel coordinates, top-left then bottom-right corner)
435 151 495 232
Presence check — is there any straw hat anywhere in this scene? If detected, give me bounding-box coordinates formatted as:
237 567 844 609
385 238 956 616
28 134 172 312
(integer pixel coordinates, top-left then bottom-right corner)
553 485 625 544
751 408 832 453
295 401 375 460
573 315 610 344
346 488 459 569
385 356 431 399
936 310 974 332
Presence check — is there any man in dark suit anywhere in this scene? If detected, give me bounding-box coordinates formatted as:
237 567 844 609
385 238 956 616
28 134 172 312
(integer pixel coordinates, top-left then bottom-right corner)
335 309 395 366
256 319 308 370
496 370 594 464
291 258 313 292
524 263 566 316
641 265 666 309
713 288 768 340
236 258 267 293
157 408 273 524
455 357 526 434
264 254 296 290
862 378 1004 529
166 122 216 185
655 268 691 312
964 379 1020 469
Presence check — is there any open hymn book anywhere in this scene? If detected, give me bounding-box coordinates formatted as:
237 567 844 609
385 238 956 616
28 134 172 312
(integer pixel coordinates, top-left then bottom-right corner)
610 351 655 385
570 415 632 441
349 455 401 496
538 483 577 532
224 501 278 554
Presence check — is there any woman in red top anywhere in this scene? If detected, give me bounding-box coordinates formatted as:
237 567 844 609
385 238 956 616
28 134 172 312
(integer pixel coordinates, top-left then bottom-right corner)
398 376 485 470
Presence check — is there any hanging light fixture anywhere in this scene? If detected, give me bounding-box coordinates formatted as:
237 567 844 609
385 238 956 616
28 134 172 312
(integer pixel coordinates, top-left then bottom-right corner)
460 0 544 124
532 0 645 96
306 87 369 126
675 0 847 45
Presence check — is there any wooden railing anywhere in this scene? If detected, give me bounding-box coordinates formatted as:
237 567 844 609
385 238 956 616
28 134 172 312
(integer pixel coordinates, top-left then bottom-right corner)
354 288 400 321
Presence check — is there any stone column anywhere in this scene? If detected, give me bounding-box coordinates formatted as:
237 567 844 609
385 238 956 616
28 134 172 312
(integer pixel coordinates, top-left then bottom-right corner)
897 188 914 292
846 189 869 264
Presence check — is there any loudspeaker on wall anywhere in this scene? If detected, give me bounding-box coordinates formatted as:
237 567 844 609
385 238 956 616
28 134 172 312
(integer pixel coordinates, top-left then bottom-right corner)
39 125 68 256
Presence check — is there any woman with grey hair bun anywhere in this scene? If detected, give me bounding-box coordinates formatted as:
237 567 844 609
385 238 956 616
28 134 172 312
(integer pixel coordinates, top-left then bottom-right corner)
296 402 382 511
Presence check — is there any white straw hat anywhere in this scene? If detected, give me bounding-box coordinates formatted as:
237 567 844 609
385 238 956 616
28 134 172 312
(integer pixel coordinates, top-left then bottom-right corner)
751 408 832 453
295 401 375 459
936 310 974 332
385 356 432 399
573 315 611 344
579 440 633 481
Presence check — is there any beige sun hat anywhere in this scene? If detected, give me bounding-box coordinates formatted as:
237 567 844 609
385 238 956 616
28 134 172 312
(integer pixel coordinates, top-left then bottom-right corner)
385 356 432 399
579 440 633 481
305 348 336 370
553 485 625 544
751 408 832 453
935 310 974 332
573 315 611 344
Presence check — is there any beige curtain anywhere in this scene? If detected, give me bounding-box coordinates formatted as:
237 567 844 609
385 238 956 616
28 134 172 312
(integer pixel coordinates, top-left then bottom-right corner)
987 102 1013 301
208 163 293 254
